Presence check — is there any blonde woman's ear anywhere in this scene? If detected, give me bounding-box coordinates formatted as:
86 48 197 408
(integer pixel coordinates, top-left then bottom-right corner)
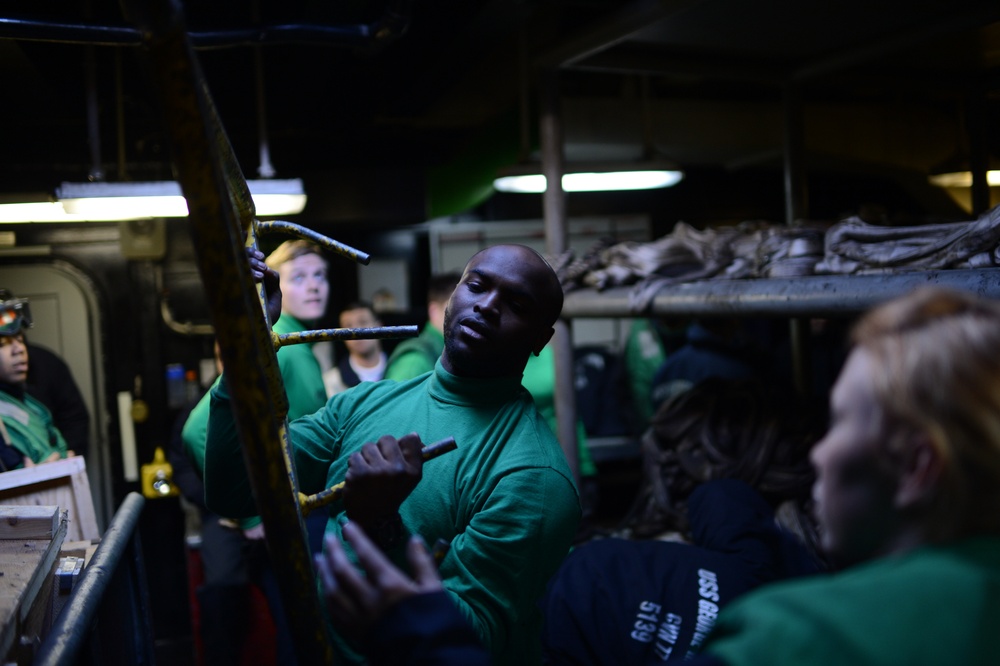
893 431 944 510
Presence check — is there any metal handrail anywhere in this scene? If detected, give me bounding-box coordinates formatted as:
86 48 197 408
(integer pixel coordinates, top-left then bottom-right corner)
35 492 153 666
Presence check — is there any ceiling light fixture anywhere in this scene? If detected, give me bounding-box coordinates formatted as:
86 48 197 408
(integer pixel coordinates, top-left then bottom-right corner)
0 197 78 223
0 178 307 223
57 178 307 220
493 162 684 194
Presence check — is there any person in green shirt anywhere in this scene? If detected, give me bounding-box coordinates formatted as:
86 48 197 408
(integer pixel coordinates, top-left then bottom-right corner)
0 295 70 468
206 244 581 666
185 241 331 472
383 271 460 381
389 272 596 520
265 240 331 417
522 343 598 520
622 317 688 426
691 287 1000 666
185 240 332 666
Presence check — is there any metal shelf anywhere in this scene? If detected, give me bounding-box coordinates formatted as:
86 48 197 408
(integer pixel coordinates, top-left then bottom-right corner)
561 267 1000 319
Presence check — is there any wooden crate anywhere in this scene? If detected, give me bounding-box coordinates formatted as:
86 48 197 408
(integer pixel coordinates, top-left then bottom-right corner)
0 505 67 665
0 458 99 542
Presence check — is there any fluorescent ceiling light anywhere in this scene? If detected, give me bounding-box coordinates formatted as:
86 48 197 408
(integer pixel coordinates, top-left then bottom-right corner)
58 181 190 220
0 179 307 223
0 201 87 223
493 164 684 194
243 179 309 217
928 171 1000 188
58 179 307 220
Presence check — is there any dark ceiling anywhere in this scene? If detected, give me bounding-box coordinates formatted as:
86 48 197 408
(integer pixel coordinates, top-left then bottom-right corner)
2 0 1000 229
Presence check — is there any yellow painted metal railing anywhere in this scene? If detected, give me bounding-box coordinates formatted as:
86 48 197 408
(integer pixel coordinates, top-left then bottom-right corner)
124 2 417 663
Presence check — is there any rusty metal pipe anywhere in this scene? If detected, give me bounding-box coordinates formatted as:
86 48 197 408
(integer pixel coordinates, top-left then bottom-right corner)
274 325 417 349
123 0 333 661
257 220 372 264
300 437 458 514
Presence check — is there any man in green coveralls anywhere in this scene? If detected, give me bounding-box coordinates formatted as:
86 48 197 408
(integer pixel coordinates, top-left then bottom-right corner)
263 239 331 415
0 294 71 467
691 287 1000 666
205 244 581 665
387 271 596 517
185 240 331 468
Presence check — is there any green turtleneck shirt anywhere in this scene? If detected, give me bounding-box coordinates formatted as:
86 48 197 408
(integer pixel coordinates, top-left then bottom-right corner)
205 359 581 666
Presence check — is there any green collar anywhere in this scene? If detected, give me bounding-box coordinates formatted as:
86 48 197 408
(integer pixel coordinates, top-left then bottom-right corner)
428 359 524 407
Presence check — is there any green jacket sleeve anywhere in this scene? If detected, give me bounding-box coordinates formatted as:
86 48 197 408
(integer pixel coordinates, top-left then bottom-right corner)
203 375 259 519
623 319 668 424
181 389 213 477
204 373 345 520
439 470 580 656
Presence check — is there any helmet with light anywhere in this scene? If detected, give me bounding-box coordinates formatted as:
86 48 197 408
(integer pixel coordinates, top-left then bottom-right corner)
0 290 32 337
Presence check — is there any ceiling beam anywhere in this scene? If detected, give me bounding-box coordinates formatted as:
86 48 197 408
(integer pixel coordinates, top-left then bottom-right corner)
565 47 786 85
533 0 700 70
791 2 1000 83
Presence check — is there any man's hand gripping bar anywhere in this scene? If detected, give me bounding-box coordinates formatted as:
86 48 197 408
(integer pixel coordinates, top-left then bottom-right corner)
297 437 458 515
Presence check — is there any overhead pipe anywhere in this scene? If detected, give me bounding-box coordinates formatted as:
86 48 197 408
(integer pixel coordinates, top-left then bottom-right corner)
82 0 105 181
84 46 105 181
0 16 140 46
81 24 131 183
251 0 276 179
0 0 412 50
560 269 1000 319
161 298 215 336
534 0 688 70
